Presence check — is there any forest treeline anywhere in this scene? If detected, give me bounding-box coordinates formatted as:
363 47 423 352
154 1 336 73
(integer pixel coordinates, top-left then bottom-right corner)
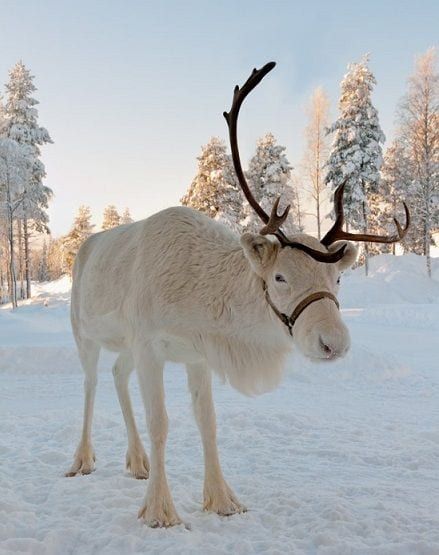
1 49 437 307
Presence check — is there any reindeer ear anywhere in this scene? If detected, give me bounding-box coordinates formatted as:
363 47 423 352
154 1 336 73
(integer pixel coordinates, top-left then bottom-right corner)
329 241 358 270
240 233 279 276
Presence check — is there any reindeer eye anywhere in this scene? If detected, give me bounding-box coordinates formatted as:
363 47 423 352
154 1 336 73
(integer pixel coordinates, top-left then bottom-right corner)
337 276 341 285
275 274 286 283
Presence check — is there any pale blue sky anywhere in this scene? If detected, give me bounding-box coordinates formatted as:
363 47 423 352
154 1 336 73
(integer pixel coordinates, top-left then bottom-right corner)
0 0 437 236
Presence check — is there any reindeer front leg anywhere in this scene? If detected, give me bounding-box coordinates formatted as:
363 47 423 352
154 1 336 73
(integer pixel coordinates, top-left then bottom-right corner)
186 363 246 516
134 343 181 527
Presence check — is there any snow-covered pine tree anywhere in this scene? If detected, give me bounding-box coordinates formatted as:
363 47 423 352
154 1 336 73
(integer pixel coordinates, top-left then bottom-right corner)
288 174 305 233
102 205 121 230
244 133 301 235
0 96 5 134
3 61 53 297
121 208 134 225
397 48 438 277
368 140 411 255
325 55 385 275
0 137 31 307
37 239 49 281
62 206 95 275
181 137 244 233
46 237 65 280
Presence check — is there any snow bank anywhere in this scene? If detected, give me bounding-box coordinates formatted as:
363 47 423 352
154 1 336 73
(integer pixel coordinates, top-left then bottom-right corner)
31 275 72 298
340 253 439 307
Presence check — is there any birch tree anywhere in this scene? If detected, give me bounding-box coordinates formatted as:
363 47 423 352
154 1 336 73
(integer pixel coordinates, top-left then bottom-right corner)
397 48 438 276
302 87 330 239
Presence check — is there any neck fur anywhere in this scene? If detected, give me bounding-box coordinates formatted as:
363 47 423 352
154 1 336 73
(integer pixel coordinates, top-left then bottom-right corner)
199 246 292 395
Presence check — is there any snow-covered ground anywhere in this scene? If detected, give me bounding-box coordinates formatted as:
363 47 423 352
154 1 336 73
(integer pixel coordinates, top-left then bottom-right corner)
1 255 439 555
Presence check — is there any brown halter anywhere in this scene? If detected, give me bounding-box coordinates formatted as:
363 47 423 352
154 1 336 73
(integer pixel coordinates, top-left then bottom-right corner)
263 282 340 336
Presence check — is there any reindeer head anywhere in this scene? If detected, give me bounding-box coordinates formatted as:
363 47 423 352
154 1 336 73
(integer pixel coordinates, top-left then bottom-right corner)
224 62 409 361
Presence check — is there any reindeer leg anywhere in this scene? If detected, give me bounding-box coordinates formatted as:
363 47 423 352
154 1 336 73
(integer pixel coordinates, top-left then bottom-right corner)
66 337 99 477
112 351 149 479
187 362 246 516
134 342 181 527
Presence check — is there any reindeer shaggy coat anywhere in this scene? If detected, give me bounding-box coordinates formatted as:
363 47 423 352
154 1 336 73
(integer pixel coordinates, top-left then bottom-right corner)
67 206 357 526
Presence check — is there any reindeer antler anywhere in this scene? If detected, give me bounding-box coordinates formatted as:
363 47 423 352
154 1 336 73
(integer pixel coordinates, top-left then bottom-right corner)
223 63 277 227
321 181 410 247
224 63 346 264
260 197 290 236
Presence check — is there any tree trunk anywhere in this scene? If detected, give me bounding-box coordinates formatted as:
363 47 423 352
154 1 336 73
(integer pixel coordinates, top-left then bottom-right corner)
7 207 18 309
362 200 369 277
316 135 321 240
316 190 321 240
426 246 431 278
424 220 431 278
23 217 31 298
17 220 24 299
392 197 396 255
6 249 11 302
0 267 2 302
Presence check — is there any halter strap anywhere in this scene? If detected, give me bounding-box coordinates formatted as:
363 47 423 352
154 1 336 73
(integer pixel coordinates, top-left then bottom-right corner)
263 283 339 337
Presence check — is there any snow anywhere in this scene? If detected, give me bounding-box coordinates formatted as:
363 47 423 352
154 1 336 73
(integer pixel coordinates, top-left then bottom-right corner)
1 254 439 554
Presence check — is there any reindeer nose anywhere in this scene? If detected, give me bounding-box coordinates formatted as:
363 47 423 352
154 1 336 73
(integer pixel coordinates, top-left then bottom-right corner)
319 336 339 359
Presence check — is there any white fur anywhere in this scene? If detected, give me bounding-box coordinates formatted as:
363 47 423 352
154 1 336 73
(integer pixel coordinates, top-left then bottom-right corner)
66 206 357 527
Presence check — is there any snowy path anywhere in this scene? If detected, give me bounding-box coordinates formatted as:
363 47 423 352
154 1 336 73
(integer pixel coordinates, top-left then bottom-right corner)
1 257 439 554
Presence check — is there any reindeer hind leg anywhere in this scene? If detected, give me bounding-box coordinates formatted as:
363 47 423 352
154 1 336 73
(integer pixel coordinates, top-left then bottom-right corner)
66 335 100 477
112 350 149 479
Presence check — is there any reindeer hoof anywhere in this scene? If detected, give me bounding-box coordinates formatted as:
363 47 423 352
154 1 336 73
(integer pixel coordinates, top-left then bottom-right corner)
204 484 247 516
65 444 95 477
138 497 182 528
126 448 150 480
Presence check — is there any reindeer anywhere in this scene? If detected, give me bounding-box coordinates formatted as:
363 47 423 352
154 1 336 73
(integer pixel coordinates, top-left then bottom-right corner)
66 62 409 527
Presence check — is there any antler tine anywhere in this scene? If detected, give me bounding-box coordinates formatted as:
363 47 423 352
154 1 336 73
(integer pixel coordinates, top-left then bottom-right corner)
394 203 410 240
321 180 410 246
260 199 348 263
260 197 291 236
321 181 346 247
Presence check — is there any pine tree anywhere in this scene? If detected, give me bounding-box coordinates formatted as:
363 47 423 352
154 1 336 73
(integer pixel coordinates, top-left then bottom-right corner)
46 237 65 280
0 97 6 134
121 207 133 225
397 48 438 276
244 133 301 235
181 137 244 232
102 205 121 230
325 55 385 275
289 175 305 233
37 239 49 281
368 140 411 255
3 61 53 297
302 87 330 239
62 206 94 274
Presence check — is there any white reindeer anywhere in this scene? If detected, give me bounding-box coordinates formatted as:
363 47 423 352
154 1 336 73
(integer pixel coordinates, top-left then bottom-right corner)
66 63 409 527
